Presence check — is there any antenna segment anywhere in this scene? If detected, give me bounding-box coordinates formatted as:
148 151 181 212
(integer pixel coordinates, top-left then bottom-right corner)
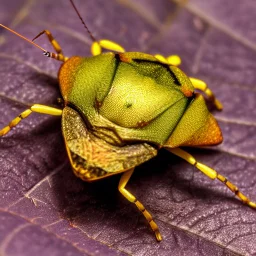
0 24 47 52
70 0 97 42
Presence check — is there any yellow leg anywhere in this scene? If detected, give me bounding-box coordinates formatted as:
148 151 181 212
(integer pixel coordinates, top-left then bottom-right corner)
167 148 256 208
154 54 181 66
190 77 223 110
91 40 125 56
118 168 162 241
0 104 62 136
33 30 68 62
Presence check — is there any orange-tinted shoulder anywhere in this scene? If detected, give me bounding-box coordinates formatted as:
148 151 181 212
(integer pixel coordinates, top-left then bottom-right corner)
58 56 83 101
164 94 223 148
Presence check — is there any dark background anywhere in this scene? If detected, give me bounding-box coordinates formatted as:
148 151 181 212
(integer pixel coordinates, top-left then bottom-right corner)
0 0 256 255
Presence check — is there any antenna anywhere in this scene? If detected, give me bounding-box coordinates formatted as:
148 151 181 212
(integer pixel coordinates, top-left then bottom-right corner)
70 0 97 42
0 24 47 53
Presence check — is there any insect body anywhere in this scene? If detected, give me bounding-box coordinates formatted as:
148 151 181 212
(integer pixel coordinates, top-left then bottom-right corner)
0 0 255 242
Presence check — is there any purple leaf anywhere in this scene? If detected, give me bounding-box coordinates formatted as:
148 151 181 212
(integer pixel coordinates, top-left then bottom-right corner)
0 0 255 255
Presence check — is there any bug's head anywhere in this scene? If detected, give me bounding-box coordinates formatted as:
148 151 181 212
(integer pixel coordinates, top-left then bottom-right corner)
58 53 116 107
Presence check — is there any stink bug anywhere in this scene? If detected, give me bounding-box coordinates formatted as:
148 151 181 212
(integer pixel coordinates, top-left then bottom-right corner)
0 0 255 242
